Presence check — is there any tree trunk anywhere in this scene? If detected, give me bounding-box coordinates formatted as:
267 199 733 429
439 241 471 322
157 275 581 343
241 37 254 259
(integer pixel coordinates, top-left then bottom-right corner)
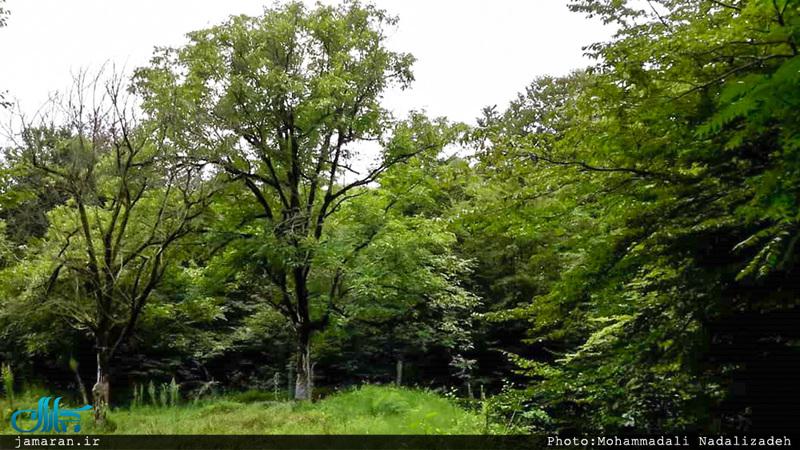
92 348 111 425
294 325 313 400
395 359 403 386
287 362 295 399
70 360 89 406
292 260 314 401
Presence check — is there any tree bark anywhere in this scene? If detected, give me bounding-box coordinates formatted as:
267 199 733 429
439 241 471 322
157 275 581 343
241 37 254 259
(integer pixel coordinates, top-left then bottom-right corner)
295 324 313 400
92 347 111 425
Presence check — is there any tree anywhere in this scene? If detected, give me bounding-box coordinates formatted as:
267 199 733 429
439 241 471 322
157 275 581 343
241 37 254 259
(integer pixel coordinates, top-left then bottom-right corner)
1 69 212 422
311 178 478 385
133 0 455 399
469 0 800 433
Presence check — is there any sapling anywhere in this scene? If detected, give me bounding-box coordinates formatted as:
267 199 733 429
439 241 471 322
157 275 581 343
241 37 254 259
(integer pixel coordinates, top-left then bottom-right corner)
2 364 14 407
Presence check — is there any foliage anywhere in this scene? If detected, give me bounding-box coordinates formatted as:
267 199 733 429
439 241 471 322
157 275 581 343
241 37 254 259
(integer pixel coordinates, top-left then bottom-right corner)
131 0 466 399
0 69 213 419
1 0 799 435
462 0 800 434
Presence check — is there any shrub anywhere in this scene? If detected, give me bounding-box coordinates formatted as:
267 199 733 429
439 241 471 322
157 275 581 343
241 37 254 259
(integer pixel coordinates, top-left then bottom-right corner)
132 383 141 408
147 381 156 406
159 383 168 408
168 378 179 407
1 365 13 404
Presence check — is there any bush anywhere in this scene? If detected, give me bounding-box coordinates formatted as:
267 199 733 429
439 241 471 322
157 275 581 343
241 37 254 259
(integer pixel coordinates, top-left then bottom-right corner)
229 389 283 403
168 378 180 407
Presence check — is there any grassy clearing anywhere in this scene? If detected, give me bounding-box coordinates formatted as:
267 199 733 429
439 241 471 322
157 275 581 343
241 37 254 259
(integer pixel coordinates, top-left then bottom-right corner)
2 385 505 435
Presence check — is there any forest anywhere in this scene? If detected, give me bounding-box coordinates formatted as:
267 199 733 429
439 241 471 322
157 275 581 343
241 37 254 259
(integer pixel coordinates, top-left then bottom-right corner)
1 0 799 437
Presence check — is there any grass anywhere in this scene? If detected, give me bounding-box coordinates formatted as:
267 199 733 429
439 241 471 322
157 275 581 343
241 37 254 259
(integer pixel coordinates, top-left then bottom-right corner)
1 385 505 435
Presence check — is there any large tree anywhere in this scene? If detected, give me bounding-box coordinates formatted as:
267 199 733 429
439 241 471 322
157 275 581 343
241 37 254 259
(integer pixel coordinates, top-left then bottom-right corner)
1 70 212 422
133 0 454 399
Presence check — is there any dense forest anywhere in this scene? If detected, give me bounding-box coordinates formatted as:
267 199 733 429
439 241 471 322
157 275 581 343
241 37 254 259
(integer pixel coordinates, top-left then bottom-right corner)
1 0 799 436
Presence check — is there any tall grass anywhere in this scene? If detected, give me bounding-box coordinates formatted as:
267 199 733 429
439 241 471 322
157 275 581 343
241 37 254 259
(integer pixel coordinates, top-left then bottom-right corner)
1 384 511 435
132 383 142 408
147 380 156 406
158 383 168 408
105 385 506 435
168 378 180 407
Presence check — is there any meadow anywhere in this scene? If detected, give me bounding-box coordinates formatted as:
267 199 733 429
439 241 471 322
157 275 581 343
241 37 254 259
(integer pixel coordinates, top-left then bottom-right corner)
1 385 507 435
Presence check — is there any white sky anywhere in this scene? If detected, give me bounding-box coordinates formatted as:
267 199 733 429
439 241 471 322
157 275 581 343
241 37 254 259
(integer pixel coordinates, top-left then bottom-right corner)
0 0 613 126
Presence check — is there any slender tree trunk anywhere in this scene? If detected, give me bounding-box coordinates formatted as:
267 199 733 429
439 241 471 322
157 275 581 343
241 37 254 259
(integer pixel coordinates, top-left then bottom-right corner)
396 359 403 386
287 362 295 399
92 345 111 425
295 324 313 400
70 361 89 406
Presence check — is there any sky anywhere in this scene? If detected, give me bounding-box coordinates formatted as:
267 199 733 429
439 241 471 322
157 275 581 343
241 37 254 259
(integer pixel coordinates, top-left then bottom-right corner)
0 0 614 126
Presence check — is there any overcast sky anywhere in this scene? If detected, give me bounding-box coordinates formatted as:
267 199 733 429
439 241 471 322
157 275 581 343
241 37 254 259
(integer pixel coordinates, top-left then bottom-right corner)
0 0 613 126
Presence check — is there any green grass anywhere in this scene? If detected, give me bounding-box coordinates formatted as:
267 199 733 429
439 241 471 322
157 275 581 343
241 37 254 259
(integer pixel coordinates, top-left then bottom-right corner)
2 385 505 435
